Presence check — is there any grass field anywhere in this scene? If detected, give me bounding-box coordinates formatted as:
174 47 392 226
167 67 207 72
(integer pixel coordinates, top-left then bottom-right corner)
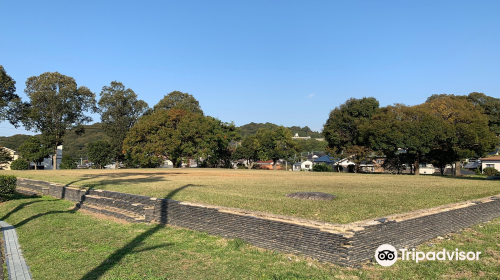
3 169 499 224
1 195 499 279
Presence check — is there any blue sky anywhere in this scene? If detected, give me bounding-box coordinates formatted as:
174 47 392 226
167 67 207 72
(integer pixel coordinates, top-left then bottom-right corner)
1 0 499 136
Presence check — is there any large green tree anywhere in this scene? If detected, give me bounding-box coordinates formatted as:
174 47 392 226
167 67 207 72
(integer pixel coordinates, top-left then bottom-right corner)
233 134 261 169
199 118 239 168
124 109 234 168
323 97 379 170
153 91 203 115
20 72 97 170
17 136 51 170
98 81 149 167
361 104 445 175
255 126 298 170
87 140 115 169
425 96 498 175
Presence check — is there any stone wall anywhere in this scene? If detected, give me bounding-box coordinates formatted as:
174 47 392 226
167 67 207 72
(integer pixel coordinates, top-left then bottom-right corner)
16 178 500 266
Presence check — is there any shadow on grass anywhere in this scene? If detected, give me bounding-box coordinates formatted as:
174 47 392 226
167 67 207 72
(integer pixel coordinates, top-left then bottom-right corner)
78 184 197 280
1 184 201 280
65 171 186 189
0 193 59 221
423 174 488 181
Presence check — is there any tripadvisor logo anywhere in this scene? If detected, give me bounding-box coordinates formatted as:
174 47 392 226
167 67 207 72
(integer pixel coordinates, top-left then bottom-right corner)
375 244 398 267
375 244 482 267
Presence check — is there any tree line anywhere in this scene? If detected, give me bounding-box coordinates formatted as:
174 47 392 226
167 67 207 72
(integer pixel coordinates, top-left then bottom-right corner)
322 94 500 175
1 65 498 173
0 67 301 169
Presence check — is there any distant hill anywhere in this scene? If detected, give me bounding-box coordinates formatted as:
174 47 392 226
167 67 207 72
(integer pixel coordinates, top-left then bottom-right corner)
0 134 32 151
62 123 107 160
0 123 107 160
238 122 322 138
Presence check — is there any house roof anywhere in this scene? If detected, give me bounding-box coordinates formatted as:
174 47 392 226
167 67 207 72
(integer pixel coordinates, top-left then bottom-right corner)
256 160 274 164
487 148 500 156
480 156 500 161
464 162 481 169
314 155 337 163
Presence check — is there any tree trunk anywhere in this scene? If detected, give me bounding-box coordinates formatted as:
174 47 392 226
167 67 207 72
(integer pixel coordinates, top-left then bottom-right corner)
34 163 37 170
115 157 119 169
273 160 277 170
53 148 57 170
414 158 420 175
454 161 461 176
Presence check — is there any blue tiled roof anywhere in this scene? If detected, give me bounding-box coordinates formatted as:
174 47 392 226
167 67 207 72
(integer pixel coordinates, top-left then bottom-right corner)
314 155 337 163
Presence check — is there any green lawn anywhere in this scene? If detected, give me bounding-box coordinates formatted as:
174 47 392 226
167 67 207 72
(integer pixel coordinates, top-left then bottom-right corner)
3 169 499 224
1 195 499 279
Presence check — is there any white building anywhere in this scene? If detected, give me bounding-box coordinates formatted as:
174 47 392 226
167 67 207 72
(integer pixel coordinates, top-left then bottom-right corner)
37 145 63 170
293 160 313 171
480 156 500 172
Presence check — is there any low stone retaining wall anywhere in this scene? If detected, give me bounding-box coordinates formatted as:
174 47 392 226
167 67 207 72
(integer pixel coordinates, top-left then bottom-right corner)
16 178 500 266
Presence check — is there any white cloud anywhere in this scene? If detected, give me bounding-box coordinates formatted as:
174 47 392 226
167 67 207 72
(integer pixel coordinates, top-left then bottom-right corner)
308 94 315 98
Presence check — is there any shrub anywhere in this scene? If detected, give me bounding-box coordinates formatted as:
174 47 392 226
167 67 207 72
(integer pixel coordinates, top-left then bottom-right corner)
483 167 499 176
0 175 16 196
59 155 77 169
10 158 29 170
475 167 482 175
312 163 333 172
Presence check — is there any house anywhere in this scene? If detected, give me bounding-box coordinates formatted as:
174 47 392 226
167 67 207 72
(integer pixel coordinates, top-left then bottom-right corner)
480 156 500 172
292 162 302 171
335 157 356 172
291 160 313 171
313 155 337 168
301 160 313 171
256 160 283 170
463 159 481 172
0 147 19 170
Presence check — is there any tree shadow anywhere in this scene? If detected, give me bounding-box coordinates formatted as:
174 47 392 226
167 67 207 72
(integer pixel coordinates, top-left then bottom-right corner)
78 184 198 280
64 172 188 189
1 183 201 280
425 174 489 181
0 194 58 221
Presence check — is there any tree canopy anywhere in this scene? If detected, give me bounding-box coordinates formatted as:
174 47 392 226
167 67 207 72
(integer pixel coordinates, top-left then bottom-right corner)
17 136 51 170
98 81 149 166
19 72 97 169
323 97 379 155
255 126 298 169
153 91 203 115
233 134 262 169
361 104 445 175
0 65 20 123
87 140 115 169
123 109 237 168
